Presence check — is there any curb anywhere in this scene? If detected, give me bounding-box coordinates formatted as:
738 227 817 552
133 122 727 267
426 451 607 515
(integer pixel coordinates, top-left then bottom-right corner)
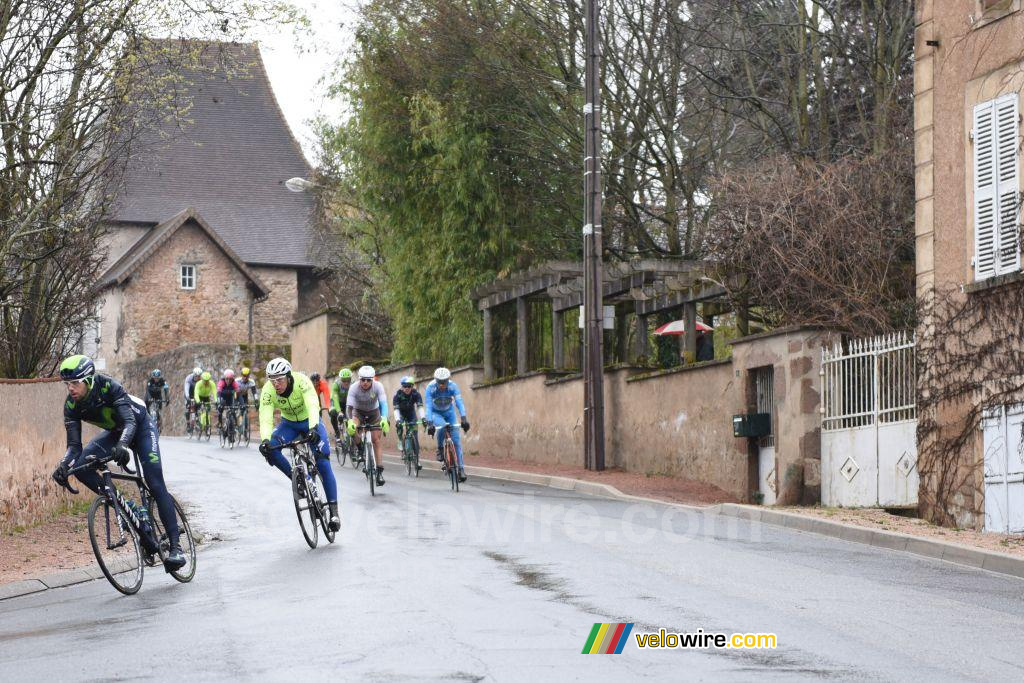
0 537 213 603
381 454 1024 581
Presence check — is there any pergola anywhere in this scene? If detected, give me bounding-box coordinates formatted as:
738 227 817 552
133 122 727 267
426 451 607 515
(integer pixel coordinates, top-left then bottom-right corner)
470 260 728 380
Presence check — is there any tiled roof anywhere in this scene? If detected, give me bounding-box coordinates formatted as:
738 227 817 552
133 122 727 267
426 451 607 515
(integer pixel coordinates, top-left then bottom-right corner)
108 40 315 268
97 207 271 298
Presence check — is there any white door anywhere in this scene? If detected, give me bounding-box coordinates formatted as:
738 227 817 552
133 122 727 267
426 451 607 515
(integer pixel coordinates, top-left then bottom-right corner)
754 367 777 505
984 405 1024 533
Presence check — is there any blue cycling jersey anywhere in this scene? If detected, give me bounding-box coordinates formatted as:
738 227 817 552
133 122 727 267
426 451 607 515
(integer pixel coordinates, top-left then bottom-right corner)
424 379 466 421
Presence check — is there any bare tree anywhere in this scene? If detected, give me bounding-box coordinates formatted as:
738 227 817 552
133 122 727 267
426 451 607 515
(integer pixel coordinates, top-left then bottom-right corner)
0 0 300 377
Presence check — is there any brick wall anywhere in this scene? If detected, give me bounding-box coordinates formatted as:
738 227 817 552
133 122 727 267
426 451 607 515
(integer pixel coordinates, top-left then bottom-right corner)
0 379 90 532
253 266 298 345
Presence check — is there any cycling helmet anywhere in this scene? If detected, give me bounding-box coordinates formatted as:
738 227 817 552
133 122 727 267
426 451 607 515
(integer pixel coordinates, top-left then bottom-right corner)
151 369 162 379
339 368 353 380
201 371 212 381
192 367 202 376
400 376 414 387
241 367 251 376
433 367 451 381
266 357 292 378
224 369 235 380
310 372 321 384
59 355 96 383
357 365 375 380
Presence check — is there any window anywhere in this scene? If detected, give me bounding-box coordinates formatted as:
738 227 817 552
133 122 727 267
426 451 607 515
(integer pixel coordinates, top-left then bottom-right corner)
180 264 196 289
972 93 1020 281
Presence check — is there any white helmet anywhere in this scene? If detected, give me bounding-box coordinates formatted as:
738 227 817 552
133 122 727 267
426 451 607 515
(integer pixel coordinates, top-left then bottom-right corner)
433 367 451 381
192 367 201 376
266 357 292 378
357 365 375 379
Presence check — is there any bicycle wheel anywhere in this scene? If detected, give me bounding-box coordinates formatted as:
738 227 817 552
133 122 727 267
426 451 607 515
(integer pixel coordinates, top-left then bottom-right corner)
412 431 420 478
405 432 413 477
241 412 251 447
366 443 376 497
87 496 144 595
310 466 335 544
150 495 197 583
351 437 360 469
291 463 318 548
446 440 459 492
334 435 347 468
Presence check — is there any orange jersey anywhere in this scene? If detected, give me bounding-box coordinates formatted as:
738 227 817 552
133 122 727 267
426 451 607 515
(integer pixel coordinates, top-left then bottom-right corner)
315 378 330 411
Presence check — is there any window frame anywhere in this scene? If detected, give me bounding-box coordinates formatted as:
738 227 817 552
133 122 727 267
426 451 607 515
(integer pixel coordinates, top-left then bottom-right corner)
971 92 1021 282
180 263 197 290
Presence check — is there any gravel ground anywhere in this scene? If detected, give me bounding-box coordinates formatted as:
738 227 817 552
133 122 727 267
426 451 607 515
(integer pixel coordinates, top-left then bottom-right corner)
0 505 95 583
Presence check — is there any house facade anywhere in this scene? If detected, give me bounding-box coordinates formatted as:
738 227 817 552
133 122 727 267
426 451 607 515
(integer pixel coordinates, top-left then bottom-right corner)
86 41 322 375
915 0 1024 529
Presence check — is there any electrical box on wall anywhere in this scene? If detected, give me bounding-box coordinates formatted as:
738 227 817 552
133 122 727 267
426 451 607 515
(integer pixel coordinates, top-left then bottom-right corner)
732 413 771 438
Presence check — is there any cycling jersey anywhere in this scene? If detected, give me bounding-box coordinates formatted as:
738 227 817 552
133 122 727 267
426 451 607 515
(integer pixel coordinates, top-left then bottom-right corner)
183 373 200 401
62 374 147 460
236 378 258 403
345 380 388 418
193 379 216 402
330 379 351 413
393 388 424 423
313 378 330 411
217 379 239 405
258 372 321 441
146 379 169 401
424 379 466 421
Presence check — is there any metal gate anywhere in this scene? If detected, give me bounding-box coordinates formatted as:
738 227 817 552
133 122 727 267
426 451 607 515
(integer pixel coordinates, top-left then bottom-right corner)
754 367 777 505
982 405 1024 533
821 332 918 507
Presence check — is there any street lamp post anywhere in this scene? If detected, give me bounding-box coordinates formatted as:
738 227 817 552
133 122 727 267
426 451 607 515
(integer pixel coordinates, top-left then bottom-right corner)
583 0 606 471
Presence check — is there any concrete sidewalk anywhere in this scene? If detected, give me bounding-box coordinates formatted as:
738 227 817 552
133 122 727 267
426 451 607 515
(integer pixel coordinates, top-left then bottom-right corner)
382 453 1024 581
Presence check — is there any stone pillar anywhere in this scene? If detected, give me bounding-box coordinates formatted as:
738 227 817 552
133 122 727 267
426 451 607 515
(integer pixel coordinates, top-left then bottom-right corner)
633 314 649 361
516 297 529 375
483 307 494 381
552 307 565 371
682 301 697 363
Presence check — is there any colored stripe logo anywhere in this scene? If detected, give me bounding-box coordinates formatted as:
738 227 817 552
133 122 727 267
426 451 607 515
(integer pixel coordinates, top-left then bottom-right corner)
582 622 634 654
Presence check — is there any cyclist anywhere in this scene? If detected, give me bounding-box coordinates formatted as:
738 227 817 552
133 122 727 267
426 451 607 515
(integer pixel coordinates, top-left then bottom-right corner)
258 358 340 531
425 367 470 482
345 365 389 487
183 366 202 424
217 369 239 427
145 369 170 417
329 368 353 441
309 372 331 418
51 355 186 570
193 371 216 433
393 376 425 470
236 367 259 435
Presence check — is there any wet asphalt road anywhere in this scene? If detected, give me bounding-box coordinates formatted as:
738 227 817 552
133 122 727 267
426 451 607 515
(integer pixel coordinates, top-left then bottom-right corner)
2 436 1024 681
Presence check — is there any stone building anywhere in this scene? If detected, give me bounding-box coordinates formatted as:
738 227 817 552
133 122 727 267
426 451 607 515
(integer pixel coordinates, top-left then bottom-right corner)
914 0 1024 529
85 40 322 375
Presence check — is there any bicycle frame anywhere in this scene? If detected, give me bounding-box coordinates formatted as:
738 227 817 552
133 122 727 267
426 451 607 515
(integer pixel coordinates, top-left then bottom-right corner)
69 455 158 550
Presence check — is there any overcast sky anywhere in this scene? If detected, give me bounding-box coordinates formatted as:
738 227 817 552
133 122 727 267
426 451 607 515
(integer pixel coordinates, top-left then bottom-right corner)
248 0 360 163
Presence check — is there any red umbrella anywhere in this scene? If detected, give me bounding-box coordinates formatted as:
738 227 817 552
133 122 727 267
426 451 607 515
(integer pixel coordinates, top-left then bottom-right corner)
652 319 714 336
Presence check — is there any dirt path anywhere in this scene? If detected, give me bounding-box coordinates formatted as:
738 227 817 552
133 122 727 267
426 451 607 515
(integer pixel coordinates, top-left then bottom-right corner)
0 504 95 584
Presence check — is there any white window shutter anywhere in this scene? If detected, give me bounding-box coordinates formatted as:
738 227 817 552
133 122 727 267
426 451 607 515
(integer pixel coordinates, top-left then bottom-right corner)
974 100 997 280
995 93 1021 275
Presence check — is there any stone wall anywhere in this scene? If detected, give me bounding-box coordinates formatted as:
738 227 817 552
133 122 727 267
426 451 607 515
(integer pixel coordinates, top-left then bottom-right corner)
0 379 90 532
291 309 393 377
291 311 328 374
373 328 829 504
121 342 289 435
253 266 298 345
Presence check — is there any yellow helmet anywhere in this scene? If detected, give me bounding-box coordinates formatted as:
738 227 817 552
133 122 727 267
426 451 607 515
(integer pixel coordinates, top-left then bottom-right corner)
241 367 251 376
201 371 211 381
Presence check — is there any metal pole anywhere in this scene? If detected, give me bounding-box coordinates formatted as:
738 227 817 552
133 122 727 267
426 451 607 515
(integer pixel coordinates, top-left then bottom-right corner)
583 0 605 471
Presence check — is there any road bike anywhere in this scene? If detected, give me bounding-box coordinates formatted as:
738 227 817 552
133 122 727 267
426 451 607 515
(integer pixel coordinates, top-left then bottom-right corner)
438 423 463 492
197 401 212 441
185 402 197 439
334 427 353 468
60 451 197 595
355 424 380 496
276 434 335 548
219 405 239 449
398 420 421 477
237 401 252 447
147 399 165 432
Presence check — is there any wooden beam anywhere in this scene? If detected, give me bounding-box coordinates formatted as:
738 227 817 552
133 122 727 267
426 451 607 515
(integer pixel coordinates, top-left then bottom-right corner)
516 297 528 375
553 308 565 370
483 308 494 380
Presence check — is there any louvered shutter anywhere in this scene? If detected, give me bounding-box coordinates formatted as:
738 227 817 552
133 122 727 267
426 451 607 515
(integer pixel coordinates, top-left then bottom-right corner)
974 100 997 280
995 93 1021 275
